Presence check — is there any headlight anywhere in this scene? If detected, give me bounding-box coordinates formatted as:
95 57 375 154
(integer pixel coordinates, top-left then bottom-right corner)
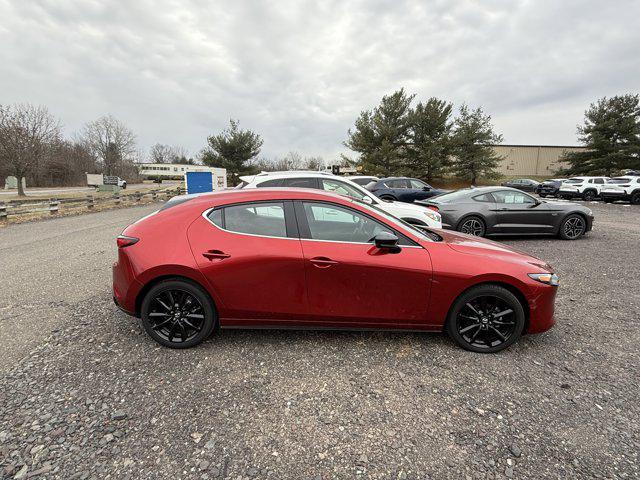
424 210 441 222
528 273 559 286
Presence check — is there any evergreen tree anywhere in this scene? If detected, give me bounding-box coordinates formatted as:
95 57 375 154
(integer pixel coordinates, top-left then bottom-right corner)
562 94 640 175
344 89 414 176
450 105 503 185
201 119 263 184
406 98 453 181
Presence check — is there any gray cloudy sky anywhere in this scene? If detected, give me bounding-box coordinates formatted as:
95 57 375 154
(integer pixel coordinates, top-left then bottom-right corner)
1 0 639 161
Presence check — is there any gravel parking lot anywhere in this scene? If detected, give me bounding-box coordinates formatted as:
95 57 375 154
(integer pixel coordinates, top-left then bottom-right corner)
1 200 639 479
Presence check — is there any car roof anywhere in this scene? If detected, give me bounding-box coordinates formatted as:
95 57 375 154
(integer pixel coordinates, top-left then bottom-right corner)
241 171 337 183
174 187 355 210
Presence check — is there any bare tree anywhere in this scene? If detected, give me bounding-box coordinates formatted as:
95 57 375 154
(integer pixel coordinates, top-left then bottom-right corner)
149 143 190 164
0 104 61 196
81 115 136 176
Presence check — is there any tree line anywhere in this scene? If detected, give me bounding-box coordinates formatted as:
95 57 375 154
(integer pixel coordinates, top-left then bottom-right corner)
2 92 637 196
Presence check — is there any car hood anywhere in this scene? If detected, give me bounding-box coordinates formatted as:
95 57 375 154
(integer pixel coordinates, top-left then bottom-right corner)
438 229 552 271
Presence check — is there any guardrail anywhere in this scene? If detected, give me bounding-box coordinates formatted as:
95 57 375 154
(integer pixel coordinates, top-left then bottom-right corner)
0 187 185 222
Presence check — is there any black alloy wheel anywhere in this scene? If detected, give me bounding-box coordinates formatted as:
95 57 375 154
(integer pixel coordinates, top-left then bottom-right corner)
447 285 525 353
582 190 596 201
141 280 216 348
559 214 586 240
631 192 640 205
458 216 486 237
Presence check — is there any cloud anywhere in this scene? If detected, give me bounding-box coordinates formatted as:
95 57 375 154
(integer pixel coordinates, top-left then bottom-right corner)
1 0 638 161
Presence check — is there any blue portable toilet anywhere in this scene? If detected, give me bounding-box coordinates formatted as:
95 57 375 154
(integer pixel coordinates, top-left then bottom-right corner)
185 171 214 194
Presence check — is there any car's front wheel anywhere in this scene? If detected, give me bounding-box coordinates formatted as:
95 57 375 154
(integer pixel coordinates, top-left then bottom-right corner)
631 191 640 205
457 216 486 237
141 279 216 348
446 284 526 353
559 214 586 240
582 190 596 201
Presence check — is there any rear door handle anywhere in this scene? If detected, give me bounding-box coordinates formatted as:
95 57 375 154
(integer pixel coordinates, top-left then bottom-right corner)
203 250 230 260
310 256 338 268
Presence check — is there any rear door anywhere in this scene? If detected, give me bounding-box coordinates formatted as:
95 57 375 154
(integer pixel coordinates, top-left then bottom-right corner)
294 200 432 328
492 190 555 234
188 200 308 326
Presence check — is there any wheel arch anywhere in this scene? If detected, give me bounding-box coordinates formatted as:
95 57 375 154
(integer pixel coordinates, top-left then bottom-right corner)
135 274 218 321
443 280 531 333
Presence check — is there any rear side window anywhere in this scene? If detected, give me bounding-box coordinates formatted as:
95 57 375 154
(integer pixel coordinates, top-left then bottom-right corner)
282 177 318 189
593 178 605 184
473 193 494 202
321 178 367 201
256 179 284 188
386 179 409 188
208 202 287 238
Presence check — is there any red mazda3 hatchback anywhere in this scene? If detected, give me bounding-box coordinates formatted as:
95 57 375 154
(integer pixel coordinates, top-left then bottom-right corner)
113 188 557 353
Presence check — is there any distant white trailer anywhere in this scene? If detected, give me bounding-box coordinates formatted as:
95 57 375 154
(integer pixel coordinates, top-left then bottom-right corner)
137 163 227 188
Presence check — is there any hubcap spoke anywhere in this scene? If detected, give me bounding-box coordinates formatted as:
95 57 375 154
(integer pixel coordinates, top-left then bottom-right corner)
457 294 517 349
459 323 481 334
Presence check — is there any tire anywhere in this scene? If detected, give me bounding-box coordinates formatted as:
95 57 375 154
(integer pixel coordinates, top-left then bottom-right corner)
582 190 596 201
457 216 486 237
141 279 216 349
558 214 586 240
122 183 127 189
631 191 640 205
446 284 526 353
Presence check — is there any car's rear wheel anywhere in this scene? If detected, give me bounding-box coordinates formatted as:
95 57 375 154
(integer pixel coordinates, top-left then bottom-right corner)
582 190 596 201
458 216 486 237
446 285 525 353
141 280 216 348
559 214 586 240
631 191 640 205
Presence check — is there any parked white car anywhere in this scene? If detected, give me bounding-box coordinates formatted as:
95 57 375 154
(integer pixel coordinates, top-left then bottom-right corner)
600 176 640 204
238 171 442 229
558 176 609 201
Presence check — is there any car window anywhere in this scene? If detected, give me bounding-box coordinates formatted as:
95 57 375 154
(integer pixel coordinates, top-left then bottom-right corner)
302 202 395 244
593 178 605 184
321 179 368 201
473 193 494 202
493 190 535 204
209 208 223 227
565 178 584 184
256 178 284 188
409 179 429 189
608 178 630 184
215 202 287 238
350 177 375 186
386 179 409 188
282 177 318 189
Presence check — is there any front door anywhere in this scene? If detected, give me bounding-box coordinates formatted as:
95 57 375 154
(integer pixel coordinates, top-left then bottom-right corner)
491 190 555 234
188 200 308 325
295 200 432 328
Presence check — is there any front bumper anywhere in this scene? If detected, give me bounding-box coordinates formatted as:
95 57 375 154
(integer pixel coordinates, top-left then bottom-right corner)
525 282 557 334
600 190 629 201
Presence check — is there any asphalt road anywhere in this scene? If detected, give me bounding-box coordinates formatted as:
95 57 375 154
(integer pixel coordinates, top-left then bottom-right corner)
0 200 639 479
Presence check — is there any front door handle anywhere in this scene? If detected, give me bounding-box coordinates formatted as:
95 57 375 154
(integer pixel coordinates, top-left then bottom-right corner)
203 250 230 260
310 256 338 268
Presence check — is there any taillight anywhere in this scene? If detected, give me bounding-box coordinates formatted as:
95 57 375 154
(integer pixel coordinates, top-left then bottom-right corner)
117 235 139 248
426 205 439 212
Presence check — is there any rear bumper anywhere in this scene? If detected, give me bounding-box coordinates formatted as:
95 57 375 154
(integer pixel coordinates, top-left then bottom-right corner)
112 260 143 317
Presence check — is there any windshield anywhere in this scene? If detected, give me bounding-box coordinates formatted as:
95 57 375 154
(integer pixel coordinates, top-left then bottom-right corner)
352 198 436 242
430 189 473 203
608 178 631 184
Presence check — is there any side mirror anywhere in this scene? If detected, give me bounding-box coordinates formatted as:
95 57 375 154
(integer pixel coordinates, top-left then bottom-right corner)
422 186 430 191
373 231 401 253
362 195 373 204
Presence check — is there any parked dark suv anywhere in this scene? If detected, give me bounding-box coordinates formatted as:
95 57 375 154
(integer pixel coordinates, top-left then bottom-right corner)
537 178 566 198
500 178 540 192
367 177 447 203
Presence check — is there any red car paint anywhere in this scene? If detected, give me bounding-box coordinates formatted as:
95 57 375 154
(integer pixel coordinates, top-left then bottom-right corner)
113 189 556 334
